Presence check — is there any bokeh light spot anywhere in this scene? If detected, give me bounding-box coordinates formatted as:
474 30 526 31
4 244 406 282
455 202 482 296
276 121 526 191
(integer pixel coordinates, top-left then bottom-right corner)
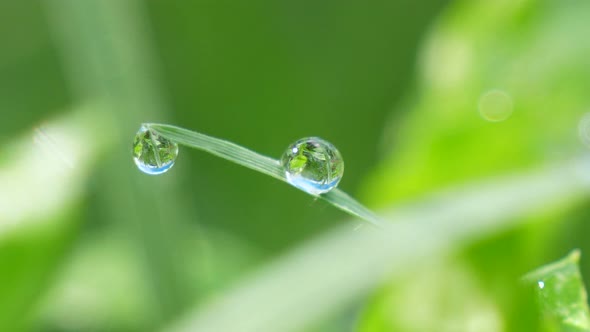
478 90 514 122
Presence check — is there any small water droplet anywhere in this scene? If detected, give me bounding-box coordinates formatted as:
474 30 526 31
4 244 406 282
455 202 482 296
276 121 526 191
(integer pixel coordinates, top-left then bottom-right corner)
281 137 344 195
538 280 545 289
132 125 178 175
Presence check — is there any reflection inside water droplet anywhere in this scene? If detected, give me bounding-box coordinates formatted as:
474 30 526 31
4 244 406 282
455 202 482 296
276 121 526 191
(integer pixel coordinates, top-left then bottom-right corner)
132 125 178 175
281 137 344 195
538 280 545 289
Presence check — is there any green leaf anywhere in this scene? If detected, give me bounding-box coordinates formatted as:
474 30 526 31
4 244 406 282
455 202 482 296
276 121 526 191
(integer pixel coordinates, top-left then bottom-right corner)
289 155 308 171
147 123 383 226
0 107 112 330
524 250 590 332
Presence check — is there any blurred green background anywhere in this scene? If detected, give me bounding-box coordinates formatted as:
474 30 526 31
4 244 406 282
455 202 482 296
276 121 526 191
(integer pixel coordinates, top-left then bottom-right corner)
2 0 590 331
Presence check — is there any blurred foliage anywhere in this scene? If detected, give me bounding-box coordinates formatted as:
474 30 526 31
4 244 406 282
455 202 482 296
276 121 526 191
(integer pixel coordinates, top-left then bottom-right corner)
0 0 446 330
0 209 77 331
1 0 590 331
363 0 590 206
359 258 504 332
358 0 590 331
0 108 112 330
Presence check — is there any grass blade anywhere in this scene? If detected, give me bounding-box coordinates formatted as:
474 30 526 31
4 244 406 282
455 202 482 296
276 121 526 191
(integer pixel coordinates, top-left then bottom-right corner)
147 123 384 226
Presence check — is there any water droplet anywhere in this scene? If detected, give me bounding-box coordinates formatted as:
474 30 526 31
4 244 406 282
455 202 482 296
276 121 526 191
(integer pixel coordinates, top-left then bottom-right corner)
132 125 178 175
281 137 344 195
478 89 513 122
538 280 545 289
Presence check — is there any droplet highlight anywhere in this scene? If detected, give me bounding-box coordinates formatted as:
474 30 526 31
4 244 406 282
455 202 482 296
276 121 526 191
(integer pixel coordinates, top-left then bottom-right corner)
133 125 178 175
281 137 344 195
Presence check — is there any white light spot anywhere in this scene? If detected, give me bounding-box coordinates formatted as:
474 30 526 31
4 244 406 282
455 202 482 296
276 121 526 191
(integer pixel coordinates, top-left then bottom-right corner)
478 89 514 122
292 147 298 154
538 281 545 289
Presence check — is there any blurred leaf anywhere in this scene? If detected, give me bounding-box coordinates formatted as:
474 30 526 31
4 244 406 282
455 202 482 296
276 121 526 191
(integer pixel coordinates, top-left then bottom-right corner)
359 0 590 330
36 231 158 331
523 250 590 332
164 157 590 332
0 210 78 331
37 227 261 332
364 0 590 206
357 259 503 332
46 0 199 321
149 123 383 226
0 1 68 141
0 107 111 330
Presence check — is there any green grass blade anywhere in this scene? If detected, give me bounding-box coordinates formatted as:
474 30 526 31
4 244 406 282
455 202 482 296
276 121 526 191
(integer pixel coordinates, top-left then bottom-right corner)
321 189 382 226
523 250 590 331
147 123 384 226
147 124 284 180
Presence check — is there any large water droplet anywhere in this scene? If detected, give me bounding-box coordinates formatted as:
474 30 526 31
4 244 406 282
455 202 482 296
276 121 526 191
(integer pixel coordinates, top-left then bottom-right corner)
133 125 178 175
281 137 344 195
